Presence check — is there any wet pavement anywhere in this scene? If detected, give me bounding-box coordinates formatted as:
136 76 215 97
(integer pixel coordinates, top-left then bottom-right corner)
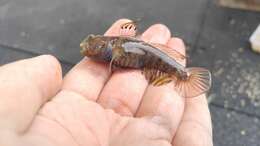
0 0 260 145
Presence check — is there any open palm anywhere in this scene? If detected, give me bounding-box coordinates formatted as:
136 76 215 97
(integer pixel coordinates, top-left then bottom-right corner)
0 19 213 146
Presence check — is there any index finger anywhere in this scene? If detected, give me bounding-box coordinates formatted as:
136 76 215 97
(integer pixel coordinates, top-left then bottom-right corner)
62 19 131 101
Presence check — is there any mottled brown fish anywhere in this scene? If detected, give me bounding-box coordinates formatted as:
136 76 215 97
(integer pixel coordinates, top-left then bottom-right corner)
80 22 211 98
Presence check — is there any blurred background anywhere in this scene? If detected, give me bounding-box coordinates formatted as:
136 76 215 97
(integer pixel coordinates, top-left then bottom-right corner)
0 0 259 145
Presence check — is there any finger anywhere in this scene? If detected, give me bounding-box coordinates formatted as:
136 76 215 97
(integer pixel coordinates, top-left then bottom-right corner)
136 37 186 141
0 55 62 133
167 38 186 66
167 38 185 56
172 94 213 146
97 24 171 116
142 24 171 44
62 19 130 101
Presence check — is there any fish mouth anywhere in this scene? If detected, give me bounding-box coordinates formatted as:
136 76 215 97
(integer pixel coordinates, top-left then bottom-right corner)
80 43 87 55
80 42 84 48
80 42 90 55
80 47 97 56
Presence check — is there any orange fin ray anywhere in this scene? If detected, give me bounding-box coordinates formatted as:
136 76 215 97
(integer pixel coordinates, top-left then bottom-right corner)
175 67 211 98
119 21 138 37
152 75 172 86
142 68 173 86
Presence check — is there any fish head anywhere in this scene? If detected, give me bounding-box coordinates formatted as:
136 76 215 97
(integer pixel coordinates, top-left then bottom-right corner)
80 34 112 62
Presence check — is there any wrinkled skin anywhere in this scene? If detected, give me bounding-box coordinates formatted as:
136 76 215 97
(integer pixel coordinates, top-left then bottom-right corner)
0 19 213 146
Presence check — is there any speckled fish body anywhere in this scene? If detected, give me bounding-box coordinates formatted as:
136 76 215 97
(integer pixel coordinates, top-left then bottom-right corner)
80 34 211 98
81 35 186 78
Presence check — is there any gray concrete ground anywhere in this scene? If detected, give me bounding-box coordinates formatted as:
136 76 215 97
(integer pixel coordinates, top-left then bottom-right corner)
0 0 260 145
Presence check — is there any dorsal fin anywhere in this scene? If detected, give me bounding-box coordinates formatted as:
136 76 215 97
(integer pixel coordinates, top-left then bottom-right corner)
119 21 138 37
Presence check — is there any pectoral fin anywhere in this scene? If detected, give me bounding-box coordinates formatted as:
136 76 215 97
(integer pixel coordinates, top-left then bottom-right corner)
108 56 115 74
109 47 124 74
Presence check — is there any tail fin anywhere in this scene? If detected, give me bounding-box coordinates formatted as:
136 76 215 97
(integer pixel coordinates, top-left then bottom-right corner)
175 67 211 98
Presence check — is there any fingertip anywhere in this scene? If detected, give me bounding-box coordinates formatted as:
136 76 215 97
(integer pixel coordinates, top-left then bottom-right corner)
167 37 186 56
149 24 171 35
34 54 62 77
142 23 171 44
30 55 63 99
105 18 133 36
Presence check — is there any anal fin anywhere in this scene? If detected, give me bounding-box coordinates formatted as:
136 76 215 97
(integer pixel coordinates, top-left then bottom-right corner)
142 68 173 86
152 75 172 86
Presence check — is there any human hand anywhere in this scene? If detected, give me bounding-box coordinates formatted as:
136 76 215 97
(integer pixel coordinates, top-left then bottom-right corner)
0 19 213 146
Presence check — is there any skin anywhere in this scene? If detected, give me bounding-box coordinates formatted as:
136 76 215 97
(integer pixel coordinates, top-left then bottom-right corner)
0 19 213 146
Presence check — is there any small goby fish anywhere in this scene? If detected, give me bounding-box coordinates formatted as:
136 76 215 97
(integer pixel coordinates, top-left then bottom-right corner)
80 21 211 98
